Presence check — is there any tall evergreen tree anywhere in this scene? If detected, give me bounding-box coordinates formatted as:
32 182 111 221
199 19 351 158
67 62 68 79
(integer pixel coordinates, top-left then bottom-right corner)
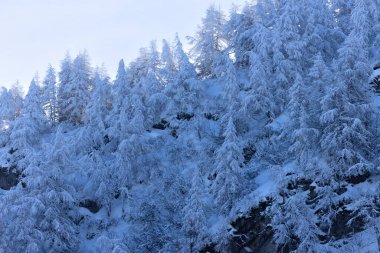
224 3 256 67
303 0 343 65
0 88 19 124
84 72 112 148
183 169 207 253
10 79 47 170
10 79 47 151
165 34 199 117
42 65 57 125
321 0 374 184
58 52 92 124
174 34 197 82
212 115 243 214
57 54 72 123
160 39 176 84
243 19 275 119
190 5 226 78
331 0 354 35
271 0 305 111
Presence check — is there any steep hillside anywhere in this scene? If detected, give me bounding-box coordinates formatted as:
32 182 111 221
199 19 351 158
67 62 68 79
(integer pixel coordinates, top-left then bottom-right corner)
1 0 380 252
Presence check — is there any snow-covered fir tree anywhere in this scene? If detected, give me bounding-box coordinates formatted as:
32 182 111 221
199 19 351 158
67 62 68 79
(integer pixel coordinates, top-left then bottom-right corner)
10 79 47 169
190 5 226 78
42 64 58 125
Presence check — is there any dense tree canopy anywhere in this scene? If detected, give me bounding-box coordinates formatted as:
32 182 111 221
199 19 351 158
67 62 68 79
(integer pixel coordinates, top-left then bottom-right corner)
1 1 380 252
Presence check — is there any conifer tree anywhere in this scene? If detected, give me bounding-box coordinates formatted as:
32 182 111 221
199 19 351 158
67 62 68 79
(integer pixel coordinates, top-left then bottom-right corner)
320 0 374 181
303 0 343 65
108 59 131 142
84 72 112 148
160 39 176 84
174 34 197 82
243 20 275 119
58 52 92 124
224 3 255 67
42 65 58 125
57 54 72 122
212 115 243 214
0 87 20 125
165 34 199 116
190 5 226 78
271 0 305 110
183 169 207 253
9 82 24 119
331 0 355 35
112 59 129 116
10 79 47 157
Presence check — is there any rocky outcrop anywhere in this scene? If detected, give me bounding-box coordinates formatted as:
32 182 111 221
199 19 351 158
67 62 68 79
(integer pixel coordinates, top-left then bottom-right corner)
229 199 275 253
0 168 20 190
79 199 102 213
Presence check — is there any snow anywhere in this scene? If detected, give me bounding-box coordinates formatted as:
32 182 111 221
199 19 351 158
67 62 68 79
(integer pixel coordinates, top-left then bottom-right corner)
372 95 380 108
335 229 380 253
370 69 380 82
208 214 228 236
268 112 290 132
253 167 278 198
235 166 279 215
244 246 254 253
0 188 6 195
204 79 224 97
1 1 380 252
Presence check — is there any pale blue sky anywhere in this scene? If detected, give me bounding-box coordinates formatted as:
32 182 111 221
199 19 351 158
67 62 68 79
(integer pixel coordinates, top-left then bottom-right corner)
0 0 246 90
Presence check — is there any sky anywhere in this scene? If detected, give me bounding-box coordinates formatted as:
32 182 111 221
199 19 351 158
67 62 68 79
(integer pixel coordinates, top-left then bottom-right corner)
0 0 246 90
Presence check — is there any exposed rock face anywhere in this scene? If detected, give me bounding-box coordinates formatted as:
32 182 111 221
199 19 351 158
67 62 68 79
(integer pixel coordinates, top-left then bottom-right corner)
243 145 256 164
199 244 219 253
79 199 101 213
153 119 170 130
200 199 276 253
177 112 194 121
204 113 219 121
229 199 275 253
0 168 20 190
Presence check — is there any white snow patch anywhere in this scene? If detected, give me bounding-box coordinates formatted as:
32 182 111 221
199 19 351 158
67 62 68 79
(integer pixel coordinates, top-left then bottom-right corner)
208 215 227 235
253 167 278 198
268 112 289 132
372 95 380 108
204 80 223 97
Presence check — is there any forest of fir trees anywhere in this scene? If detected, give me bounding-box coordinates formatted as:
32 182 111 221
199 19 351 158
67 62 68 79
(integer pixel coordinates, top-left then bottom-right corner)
1 0 380 252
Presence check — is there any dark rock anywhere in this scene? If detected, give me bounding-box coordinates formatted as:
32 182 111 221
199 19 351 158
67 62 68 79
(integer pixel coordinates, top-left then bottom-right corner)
373 62 380 70
335 186 347 195
86 232 96 240
306 187 319 205
171 129 178 138
152 119 170 130
74 215 86 225
243 146 256 164
370 76 380 93
79 199 101 213
0 168 20 190
8 148 16 154
229 199 276 253
177 112 194 121
208 172 217 181
204 113 219 121
103 134 110 144
330 209 366 240
199 244 219 253
287 178 313 191
346 171 370 185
